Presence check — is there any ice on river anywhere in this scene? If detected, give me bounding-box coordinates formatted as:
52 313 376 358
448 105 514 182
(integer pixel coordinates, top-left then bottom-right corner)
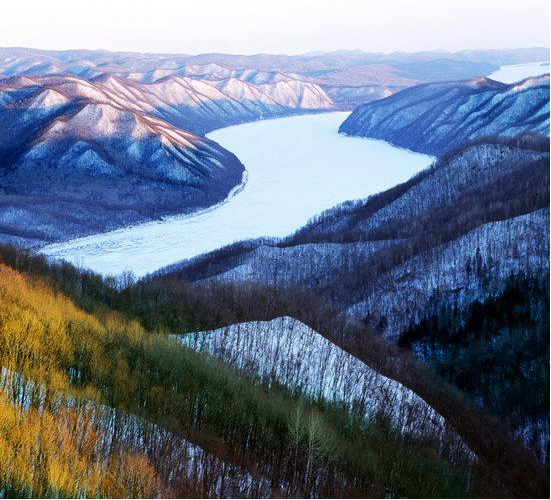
41 112 432 277
488 61 549 83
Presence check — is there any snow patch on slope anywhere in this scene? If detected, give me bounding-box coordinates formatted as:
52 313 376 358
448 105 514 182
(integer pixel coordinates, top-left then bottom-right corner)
180 316 468 454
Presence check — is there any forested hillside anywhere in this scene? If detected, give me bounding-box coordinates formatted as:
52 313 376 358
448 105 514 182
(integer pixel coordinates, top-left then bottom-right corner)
339 75 550 155
399 274 549 461
0 245 477 498
166 136 549 334
1 243 549 497
160 135 550 464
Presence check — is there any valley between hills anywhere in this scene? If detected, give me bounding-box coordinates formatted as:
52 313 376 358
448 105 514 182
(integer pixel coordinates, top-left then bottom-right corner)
0 47 549 498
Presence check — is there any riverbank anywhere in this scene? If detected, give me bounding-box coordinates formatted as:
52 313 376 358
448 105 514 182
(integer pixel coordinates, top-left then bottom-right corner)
41 112 432 276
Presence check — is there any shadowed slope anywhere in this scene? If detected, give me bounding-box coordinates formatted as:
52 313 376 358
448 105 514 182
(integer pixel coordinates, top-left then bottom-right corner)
339 75 550 155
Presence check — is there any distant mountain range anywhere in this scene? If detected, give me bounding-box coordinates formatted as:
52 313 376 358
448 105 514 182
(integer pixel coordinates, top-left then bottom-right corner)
339 75 550 155
1 47 548 108
0 47 548 245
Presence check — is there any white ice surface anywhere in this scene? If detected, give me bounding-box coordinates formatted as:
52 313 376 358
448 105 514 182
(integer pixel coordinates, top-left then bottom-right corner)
41 112 432 277
488 61 549 83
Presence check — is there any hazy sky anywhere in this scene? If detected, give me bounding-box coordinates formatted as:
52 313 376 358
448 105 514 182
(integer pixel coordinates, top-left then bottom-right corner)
1 0 549 55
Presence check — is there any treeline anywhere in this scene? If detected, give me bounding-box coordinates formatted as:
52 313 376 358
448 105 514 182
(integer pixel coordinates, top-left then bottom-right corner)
0 243 548 498
399 273 550 462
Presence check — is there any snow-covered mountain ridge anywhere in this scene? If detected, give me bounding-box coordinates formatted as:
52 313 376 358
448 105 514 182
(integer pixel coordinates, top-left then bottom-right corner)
0 75 245 245
2 72 334 135
339 75 550 155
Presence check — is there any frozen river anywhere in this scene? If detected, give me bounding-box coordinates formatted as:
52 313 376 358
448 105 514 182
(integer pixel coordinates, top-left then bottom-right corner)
42 61 549 277
488 60 549 83
42 112 432 277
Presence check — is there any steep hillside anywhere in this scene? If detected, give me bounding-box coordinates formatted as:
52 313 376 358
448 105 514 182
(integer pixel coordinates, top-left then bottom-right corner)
0 249 478 498
158 137 550 455
0 76 244 245
339 75 550 155
182 316 467 450
164 138 549 335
